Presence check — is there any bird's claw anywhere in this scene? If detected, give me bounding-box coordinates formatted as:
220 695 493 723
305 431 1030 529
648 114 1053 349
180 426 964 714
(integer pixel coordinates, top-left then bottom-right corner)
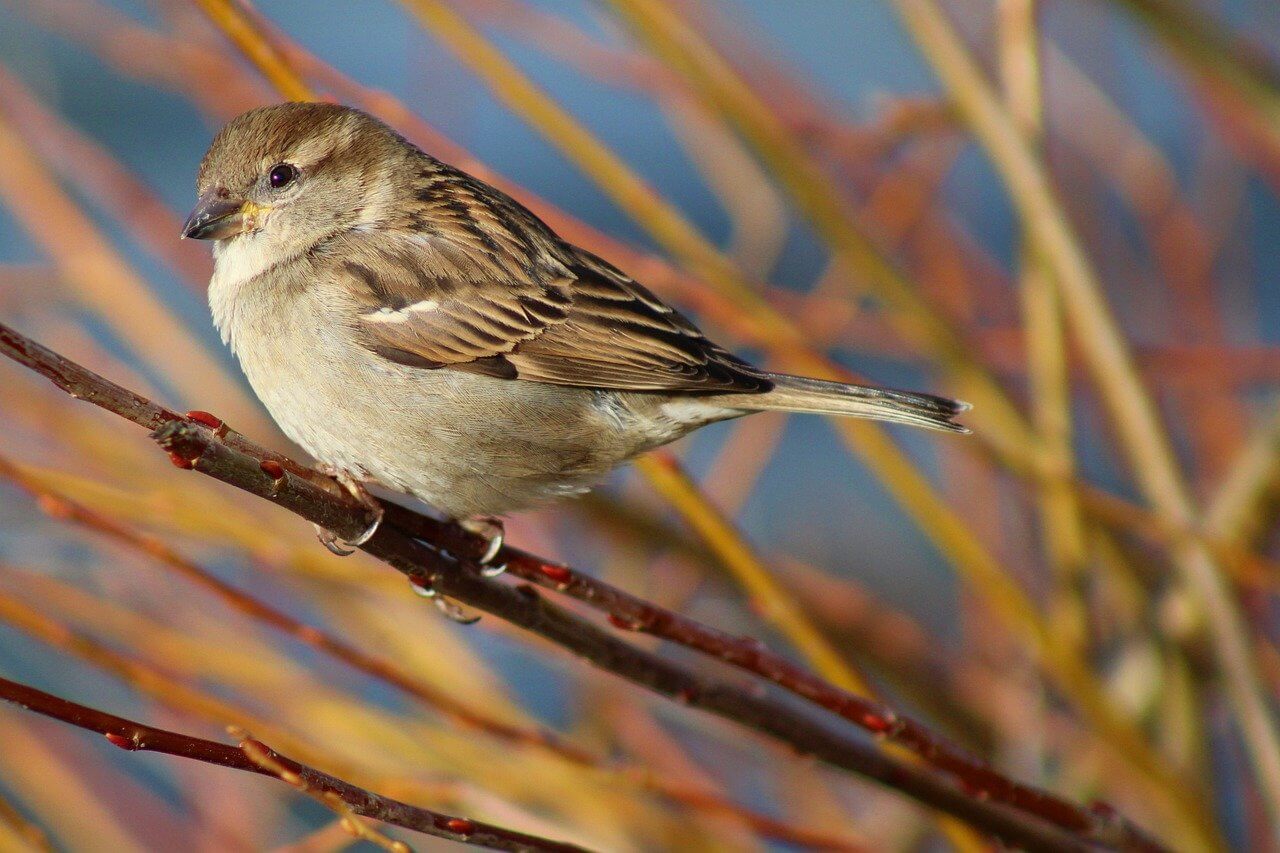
410 579 480 624
479 562 508 578
460 516 505 568
315 524 357 556
313 466 383 557
313 509 382 556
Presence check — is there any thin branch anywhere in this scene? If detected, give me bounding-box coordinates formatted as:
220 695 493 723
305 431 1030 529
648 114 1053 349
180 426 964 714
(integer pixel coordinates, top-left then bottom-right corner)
0 790 51 853
0 675 586 852
635 453 873 695
890 0 1279 837
0 455 864 853
233 731 414 853
0 324 1157 851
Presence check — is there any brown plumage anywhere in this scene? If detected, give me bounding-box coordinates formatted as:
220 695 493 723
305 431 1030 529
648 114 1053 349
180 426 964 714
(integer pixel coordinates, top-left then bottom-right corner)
184 103 967 545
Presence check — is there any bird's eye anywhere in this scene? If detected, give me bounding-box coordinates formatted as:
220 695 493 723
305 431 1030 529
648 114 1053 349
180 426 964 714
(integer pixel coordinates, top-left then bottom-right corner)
268 163 297 189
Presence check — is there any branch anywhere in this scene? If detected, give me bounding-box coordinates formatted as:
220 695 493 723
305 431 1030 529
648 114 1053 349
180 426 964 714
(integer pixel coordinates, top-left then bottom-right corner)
890 0 1280 836
0 675 585 852
0 456 863 852
0 320 1150 851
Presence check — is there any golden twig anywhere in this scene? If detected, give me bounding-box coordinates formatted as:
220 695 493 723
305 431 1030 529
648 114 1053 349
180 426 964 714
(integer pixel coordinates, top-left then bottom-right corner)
890 0 1276 837
189 0 314 101
636 454 872 696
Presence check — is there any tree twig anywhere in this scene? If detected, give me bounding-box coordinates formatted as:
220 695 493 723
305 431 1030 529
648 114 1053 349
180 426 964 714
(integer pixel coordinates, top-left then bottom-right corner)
0 455 864 853
889 0 1277 839
0 675 586 852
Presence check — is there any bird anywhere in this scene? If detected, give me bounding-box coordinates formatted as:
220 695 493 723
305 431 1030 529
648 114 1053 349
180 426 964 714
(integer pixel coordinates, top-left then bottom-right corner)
183 102 968 562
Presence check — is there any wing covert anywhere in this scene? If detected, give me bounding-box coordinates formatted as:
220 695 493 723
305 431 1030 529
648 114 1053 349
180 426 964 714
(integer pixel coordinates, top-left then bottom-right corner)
339 163 771 395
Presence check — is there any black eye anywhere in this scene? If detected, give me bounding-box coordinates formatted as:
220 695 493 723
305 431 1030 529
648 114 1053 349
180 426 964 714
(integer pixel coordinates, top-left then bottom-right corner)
268 163 297 189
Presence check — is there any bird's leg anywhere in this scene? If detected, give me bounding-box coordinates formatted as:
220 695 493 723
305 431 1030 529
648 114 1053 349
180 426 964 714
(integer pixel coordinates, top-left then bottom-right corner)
313 465 383 556
459 516 506 576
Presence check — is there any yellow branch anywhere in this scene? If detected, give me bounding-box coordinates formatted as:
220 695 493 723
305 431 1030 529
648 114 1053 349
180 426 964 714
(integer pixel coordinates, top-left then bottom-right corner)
636 454 871 695
191 0 315 102
892 0 1271 840
996 0 1090 651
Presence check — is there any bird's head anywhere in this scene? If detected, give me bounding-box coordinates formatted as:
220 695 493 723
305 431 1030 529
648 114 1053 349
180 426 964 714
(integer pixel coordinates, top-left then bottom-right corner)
183 103 409 258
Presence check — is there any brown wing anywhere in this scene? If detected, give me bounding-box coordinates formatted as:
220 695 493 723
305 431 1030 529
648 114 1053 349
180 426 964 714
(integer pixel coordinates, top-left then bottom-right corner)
508 249 772 393
343 166 771 394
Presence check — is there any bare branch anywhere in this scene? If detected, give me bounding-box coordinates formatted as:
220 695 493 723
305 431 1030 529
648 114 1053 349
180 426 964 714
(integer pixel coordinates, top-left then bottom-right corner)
0 675 587 852
0 456 864 852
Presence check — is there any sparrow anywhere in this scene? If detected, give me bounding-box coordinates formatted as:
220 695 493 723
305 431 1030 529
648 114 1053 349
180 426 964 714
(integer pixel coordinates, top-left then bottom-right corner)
183 103 968 557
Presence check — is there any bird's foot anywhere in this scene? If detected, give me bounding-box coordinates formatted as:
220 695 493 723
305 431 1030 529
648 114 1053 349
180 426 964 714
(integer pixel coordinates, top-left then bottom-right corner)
313 465 383 556
409 578 480 625
460 516 506 575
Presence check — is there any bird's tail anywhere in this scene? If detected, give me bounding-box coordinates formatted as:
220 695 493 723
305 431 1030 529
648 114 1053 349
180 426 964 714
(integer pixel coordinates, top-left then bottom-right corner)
719 374 971 434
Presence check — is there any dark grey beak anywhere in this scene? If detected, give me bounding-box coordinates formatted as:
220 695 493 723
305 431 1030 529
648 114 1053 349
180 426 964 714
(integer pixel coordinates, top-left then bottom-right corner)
181 191 245 240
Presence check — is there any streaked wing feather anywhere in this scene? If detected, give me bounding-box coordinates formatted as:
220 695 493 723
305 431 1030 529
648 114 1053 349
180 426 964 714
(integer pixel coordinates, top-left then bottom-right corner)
343 164 771 395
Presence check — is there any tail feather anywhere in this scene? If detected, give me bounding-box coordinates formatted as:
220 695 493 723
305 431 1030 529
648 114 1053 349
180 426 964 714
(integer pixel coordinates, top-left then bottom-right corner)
720 374 971 434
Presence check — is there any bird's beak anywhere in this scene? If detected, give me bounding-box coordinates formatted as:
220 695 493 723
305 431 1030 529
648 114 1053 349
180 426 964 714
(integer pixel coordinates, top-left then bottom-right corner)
181 191 250 240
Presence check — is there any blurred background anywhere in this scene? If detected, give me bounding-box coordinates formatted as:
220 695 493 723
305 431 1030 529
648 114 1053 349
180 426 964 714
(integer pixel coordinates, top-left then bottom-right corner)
1 0 1279 849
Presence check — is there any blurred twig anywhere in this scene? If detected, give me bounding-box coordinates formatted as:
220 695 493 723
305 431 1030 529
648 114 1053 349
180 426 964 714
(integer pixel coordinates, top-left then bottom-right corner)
0 455 864 853
0 676 586 852
189 0 311 101
0 65 212 287
0 99 269 435
636 453 872 696
891 0 1280 835
1041 41 1246 480
0 793 50 853
1107 0 1280 186
1206 409 1280 548
997 0 1090 653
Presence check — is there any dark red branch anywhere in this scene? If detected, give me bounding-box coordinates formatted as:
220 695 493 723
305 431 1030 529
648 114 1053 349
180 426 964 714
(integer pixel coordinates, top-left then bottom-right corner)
0 675 585 852
0 458 864 852
0 320 1154 851
392 511 1147 848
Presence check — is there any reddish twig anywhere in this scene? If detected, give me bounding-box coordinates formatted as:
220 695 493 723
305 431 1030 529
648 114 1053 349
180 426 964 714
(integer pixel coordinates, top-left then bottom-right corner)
0 456 863 852
0 319 1148 851
390 508 1154 850
0 675 586 852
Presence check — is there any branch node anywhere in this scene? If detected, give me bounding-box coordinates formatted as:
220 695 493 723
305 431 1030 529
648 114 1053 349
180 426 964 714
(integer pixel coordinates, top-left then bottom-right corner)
153 421 205 469
443 817 476 836
259 459 286 482
104 731 141 751
185 409 226 434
